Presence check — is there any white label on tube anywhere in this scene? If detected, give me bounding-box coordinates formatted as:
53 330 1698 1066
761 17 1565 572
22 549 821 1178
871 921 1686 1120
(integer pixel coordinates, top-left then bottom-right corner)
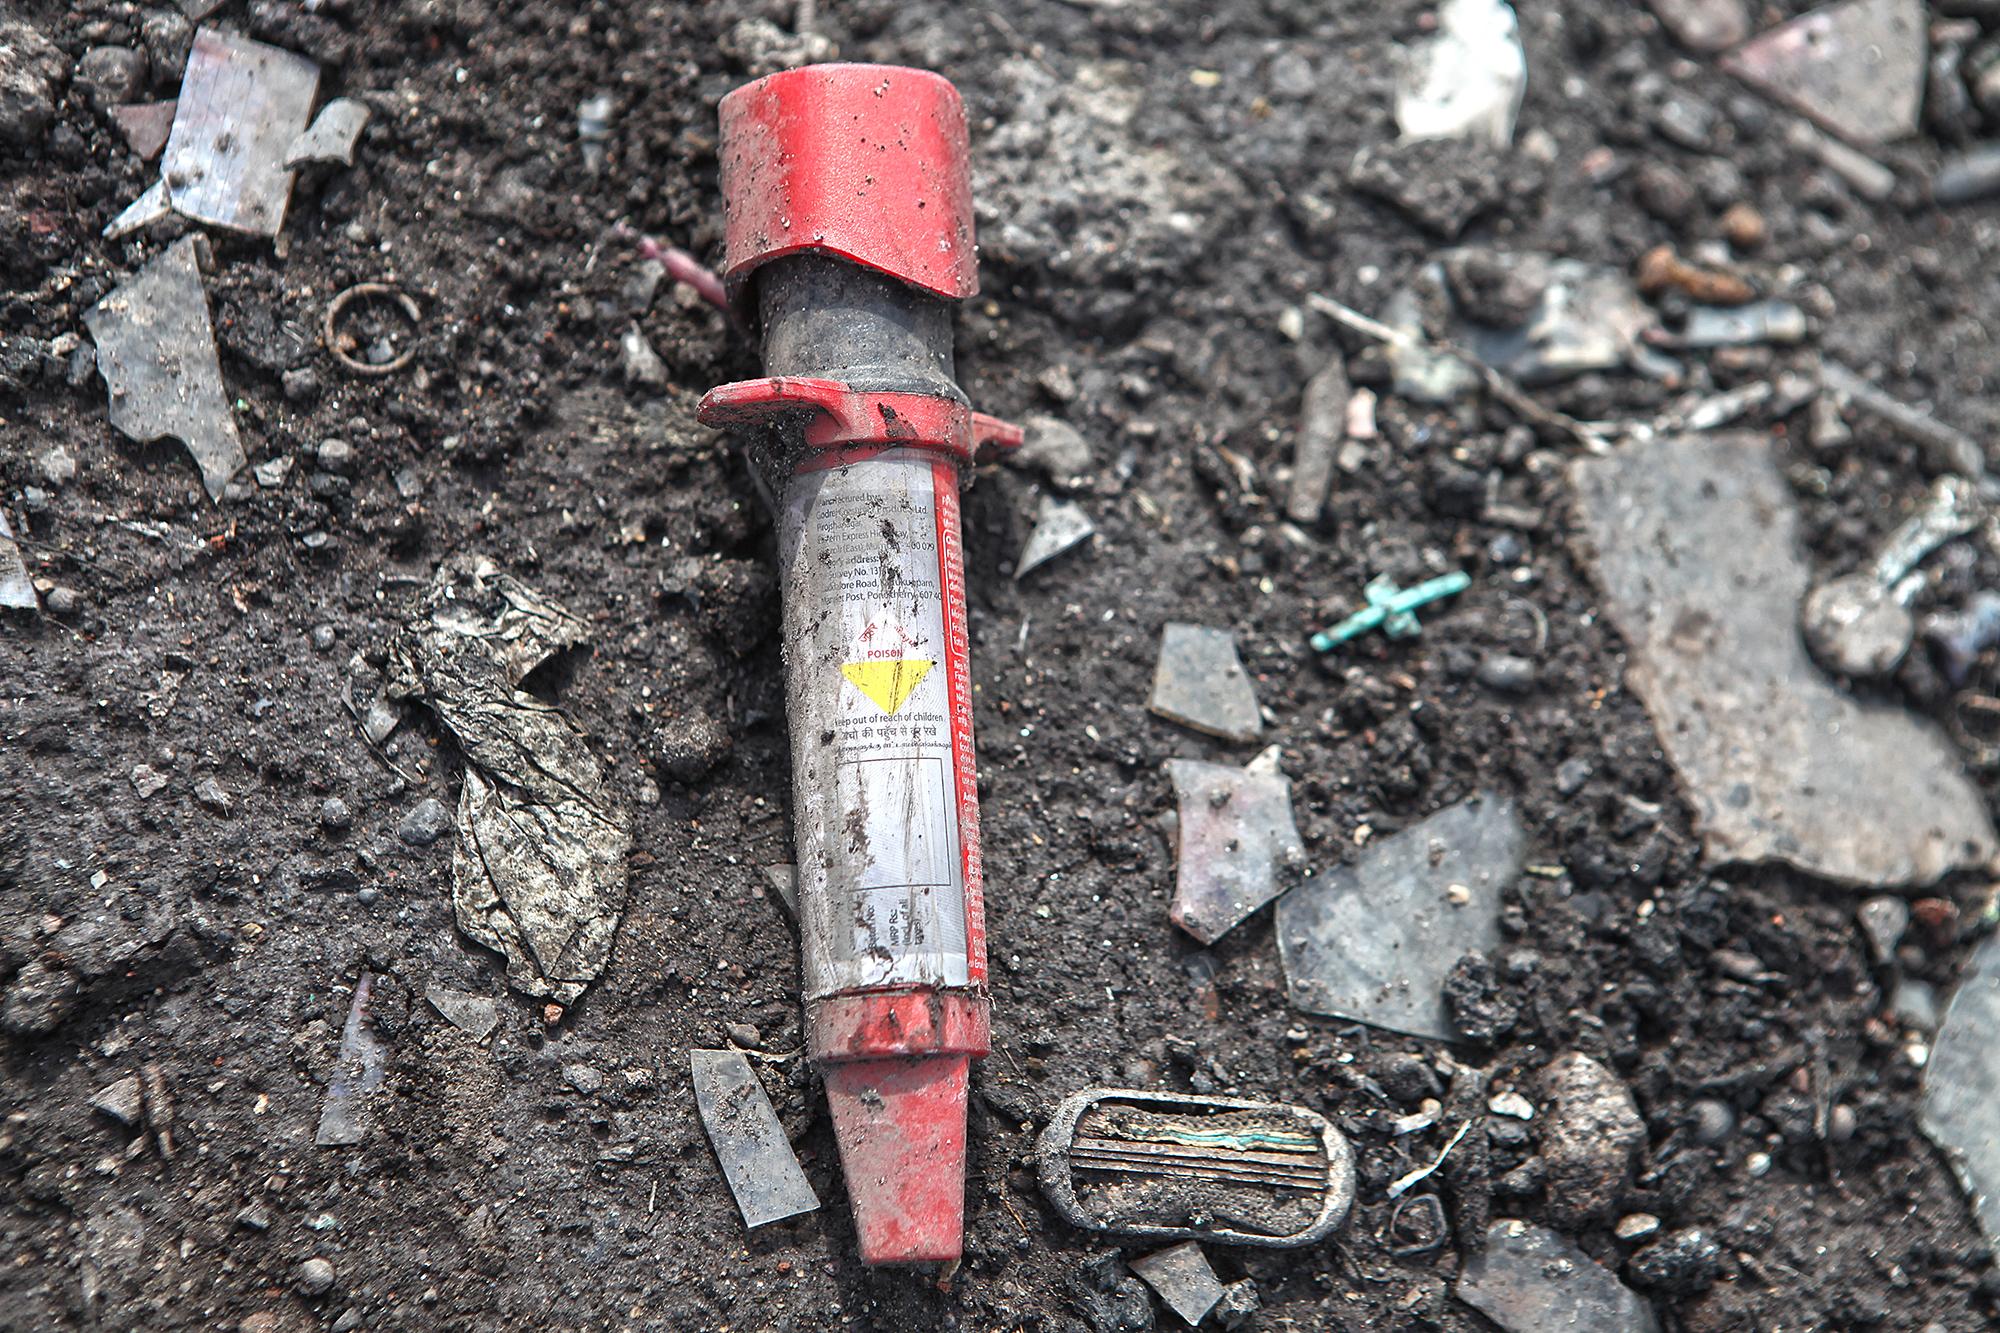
780 449 970 997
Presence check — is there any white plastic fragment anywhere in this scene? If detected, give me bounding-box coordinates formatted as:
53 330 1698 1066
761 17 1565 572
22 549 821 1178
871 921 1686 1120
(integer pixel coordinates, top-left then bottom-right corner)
84 235 247 501
1015 494 1096 580
284 96 370 168
0 512 36 611
1395 0 1527 149
161 26 320 236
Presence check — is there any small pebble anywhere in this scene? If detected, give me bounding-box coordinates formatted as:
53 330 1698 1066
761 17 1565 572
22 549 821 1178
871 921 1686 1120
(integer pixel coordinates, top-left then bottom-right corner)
320 797 353 832
397 798 450 847
235 1204 272 1231
38 446 76 485
1745 1151 1772 1176
1688 1097 1736 1145
316 438 355 475
355 887 379 906
1720 201 1765 249
45 586 79 616
1857 896 1909 965
77 46 148 108
727 1022 761 1049
1828 1103 1858 1143
1476 654 1537 693
1615 1212 1661 1241
296 1257 337 1297
563 1063 605 1095
311 624 337 652
194 776 233 813
1488 1090 1535 1120
131 764 169 798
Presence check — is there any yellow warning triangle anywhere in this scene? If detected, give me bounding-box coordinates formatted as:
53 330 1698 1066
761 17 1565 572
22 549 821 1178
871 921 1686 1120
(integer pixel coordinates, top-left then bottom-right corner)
840 659 934 714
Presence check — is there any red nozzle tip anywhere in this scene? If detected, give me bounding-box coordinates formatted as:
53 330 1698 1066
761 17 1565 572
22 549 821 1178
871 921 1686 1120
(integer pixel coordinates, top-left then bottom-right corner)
822 1055 971 1265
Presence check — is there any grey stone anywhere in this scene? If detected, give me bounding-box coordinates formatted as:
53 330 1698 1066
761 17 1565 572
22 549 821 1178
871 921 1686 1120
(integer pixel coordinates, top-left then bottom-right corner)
1857 896 1909 964
0 20 65 150
1627 1228 1721 1295
139 11 194 79
398 798 450 847
90 1074 145 1126
319 797 352 832
234 1204 272 1231
131 765 169 798
37 445 76 485
562 1063 604 1095
296 1257 336 1297
1277 795 1521 1038
1287 358 1347 525
1648 0 1750 52
1455 1220 1660 1333
285 97 370 168
311 624 337 652
1571 435 1995 887
1891 978 1940 1031
650 714 731 783
1688 1098 1736 1145
316 438 354 474
193 776 232 813
1476 654 1537 693
1013 415 1094 480
254 456 294 488
77 46 148 108
1539 1053 1645 1228
1 958 79 1037
621 324 667 389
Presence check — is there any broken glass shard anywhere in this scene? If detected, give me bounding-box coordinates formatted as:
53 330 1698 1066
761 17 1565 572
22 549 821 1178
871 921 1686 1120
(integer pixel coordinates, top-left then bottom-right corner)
1149 623 1262 744
425 987 498 1041
1016 494 1096 580
1395 0 1526 148
1455 1220 1661 1333
1130 1243 1226 1326
1921 931 2000 1253
315 972 389 1147
1277 795 1521 1039
162 26 319 236
0 512 36 611
285 96 369 168
1722 0 1925 146
1167 758 1306 945
761 864 798 918
1670 300 1808 348
690 1049 820 1230
103 179 171 240
1571 434 1994 886
388 558 631 1004
84 235 246 501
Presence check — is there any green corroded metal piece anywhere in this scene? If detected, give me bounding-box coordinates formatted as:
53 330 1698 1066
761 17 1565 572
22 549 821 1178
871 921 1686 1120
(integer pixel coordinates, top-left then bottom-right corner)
1310 570 1471 652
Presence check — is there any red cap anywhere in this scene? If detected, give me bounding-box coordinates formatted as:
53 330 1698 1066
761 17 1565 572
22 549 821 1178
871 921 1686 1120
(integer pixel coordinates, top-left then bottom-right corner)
822 1055 971 1264
716 63 978 312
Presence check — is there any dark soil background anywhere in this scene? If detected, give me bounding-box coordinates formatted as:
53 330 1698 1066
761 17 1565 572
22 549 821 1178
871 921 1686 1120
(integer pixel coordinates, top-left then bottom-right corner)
7 0 2000 1329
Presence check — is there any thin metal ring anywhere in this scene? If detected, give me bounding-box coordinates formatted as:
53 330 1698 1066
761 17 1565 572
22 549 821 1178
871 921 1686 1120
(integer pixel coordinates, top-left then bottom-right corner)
324 282 419 377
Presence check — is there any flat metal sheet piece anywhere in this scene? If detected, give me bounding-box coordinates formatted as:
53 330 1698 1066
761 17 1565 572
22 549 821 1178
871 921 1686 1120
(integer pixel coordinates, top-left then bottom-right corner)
691 1049 820 1230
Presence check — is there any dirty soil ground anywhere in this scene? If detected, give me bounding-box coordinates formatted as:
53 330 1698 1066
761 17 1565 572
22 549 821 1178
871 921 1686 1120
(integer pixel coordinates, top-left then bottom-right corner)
8 0 2000 1329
